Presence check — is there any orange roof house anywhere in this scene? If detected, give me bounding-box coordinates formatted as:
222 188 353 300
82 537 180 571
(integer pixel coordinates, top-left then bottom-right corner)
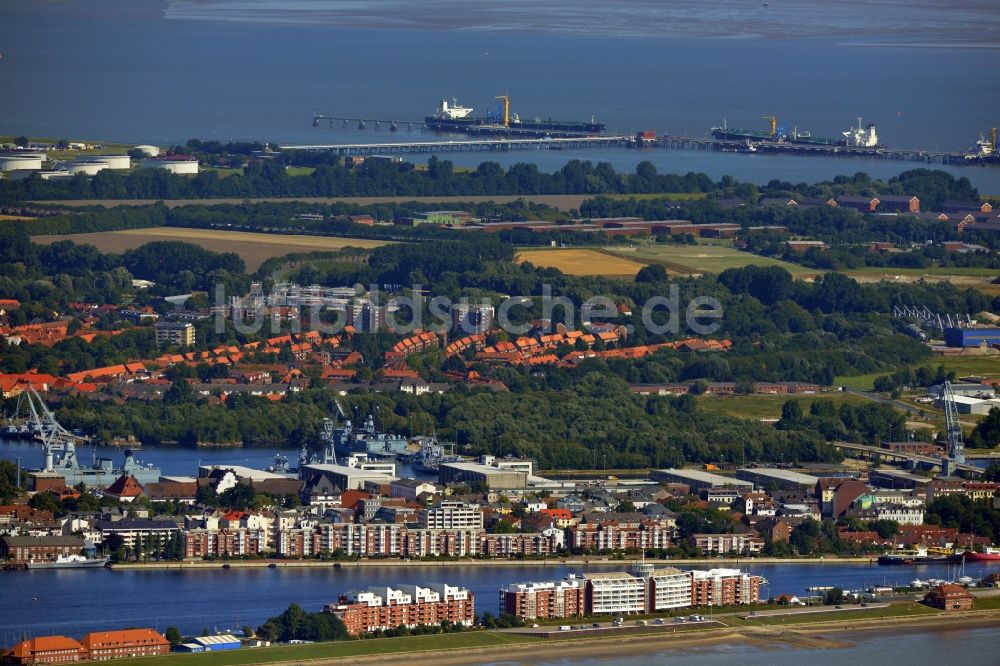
105 475 144 502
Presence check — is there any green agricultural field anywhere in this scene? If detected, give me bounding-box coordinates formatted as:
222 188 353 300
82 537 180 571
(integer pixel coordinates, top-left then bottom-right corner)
695 393 873 421
602 244 817 277
106 632 538 666
836 356 1000 391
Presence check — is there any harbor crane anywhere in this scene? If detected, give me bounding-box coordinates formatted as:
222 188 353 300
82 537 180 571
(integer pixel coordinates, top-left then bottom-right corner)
21 386 87 472
762 115 777 138
495 94 511 128
942 380 966 476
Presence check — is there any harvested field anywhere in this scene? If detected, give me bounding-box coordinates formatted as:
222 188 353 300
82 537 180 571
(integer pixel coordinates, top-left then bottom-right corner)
32 227 390 271
603 244 817 277
517 248 647 277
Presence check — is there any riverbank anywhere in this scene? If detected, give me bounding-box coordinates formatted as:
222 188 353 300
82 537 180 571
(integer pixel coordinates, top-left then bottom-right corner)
107 555 875 571
98 606 1000 666
392 612 1000 666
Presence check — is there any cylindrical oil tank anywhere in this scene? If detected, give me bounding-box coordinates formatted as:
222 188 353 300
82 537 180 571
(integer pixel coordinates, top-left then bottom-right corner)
141 157 199 174
0 154 43 171
75 154 131 169
62 160 110 175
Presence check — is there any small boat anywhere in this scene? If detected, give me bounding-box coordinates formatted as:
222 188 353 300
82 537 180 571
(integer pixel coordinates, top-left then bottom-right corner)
910 579 927 588
957 575 974 585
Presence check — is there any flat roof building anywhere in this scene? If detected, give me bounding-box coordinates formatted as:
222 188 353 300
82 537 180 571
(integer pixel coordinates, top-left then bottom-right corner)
736 467 820 491
868 468 932 490
651 468 753 492
301 463 397 491
439 461 527 490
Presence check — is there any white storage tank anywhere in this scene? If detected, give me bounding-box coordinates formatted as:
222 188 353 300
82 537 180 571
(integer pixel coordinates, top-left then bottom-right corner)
62 160 110 175
0 154 43 172
75 154 131 169
134 144 160 157
141 156 199 174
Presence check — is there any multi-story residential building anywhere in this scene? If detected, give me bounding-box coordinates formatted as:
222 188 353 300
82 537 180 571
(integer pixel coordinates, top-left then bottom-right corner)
418 501 484 530
646 566 695 611
499 579 586 620
583 572 647 615
480 532 557 557
93 518 180 550
927 480 998 503
689 533 764 555
347 300 383 333
183 529 268 559
690 569 761 607
154 320 195 347
568 518 672 552
874 505 924 526
325 583 474 636
80 629 170 660
451 302 494 334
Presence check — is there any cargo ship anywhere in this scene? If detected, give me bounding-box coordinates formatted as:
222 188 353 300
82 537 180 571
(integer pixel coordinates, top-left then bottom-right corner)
963 547 1000 562
424 96 605 137
877 547 963 565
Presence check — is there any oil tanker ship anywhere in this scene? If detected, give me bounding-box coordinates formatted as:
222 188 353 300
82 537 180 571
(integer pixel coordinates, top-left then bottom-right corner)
424 96 605 137
711 116 879 148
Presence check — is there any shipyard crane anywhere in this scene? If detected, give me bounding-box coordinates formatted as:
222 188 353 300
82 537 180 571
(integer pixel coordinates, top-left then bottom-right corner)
942 380 966 475
22 386 85 472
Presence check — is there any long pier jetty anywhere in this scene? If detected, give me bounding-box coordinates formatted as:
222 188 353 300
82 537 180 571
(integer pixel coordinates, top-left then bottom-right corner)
281 135 636 156
284 134 996 166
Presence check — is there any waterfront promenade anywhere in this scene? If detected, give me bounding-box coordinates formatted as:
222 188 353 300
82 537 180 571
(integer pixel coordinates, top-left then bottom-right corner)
107 555 874 570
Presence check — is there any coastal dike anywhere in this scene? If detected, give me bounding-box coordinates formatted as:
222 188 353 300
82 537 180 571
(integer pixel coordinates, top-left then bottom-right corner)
108 556 874 570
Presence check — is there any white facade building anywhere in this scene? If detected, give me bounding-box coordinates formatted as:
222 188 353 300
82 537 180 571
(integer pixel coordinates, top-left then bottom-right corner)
584 572 646 615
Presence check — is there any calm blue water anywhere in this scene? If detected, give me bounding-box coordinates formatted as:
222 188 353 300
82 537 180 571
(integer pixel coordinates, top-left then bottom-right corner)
0 438 419 480
1 560 998 640
1 1 999 190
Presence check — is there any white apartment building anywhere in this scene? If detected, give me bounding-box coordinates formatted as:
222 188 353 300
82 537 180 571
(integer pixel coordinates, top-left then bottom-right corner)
418 501 484 530
584 572 646 615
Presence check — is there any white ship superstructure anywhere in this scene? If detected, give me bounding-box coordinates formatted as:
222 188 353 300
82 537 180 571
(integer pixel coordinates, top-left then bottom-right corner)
843 117 879 147
436 98 474 119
